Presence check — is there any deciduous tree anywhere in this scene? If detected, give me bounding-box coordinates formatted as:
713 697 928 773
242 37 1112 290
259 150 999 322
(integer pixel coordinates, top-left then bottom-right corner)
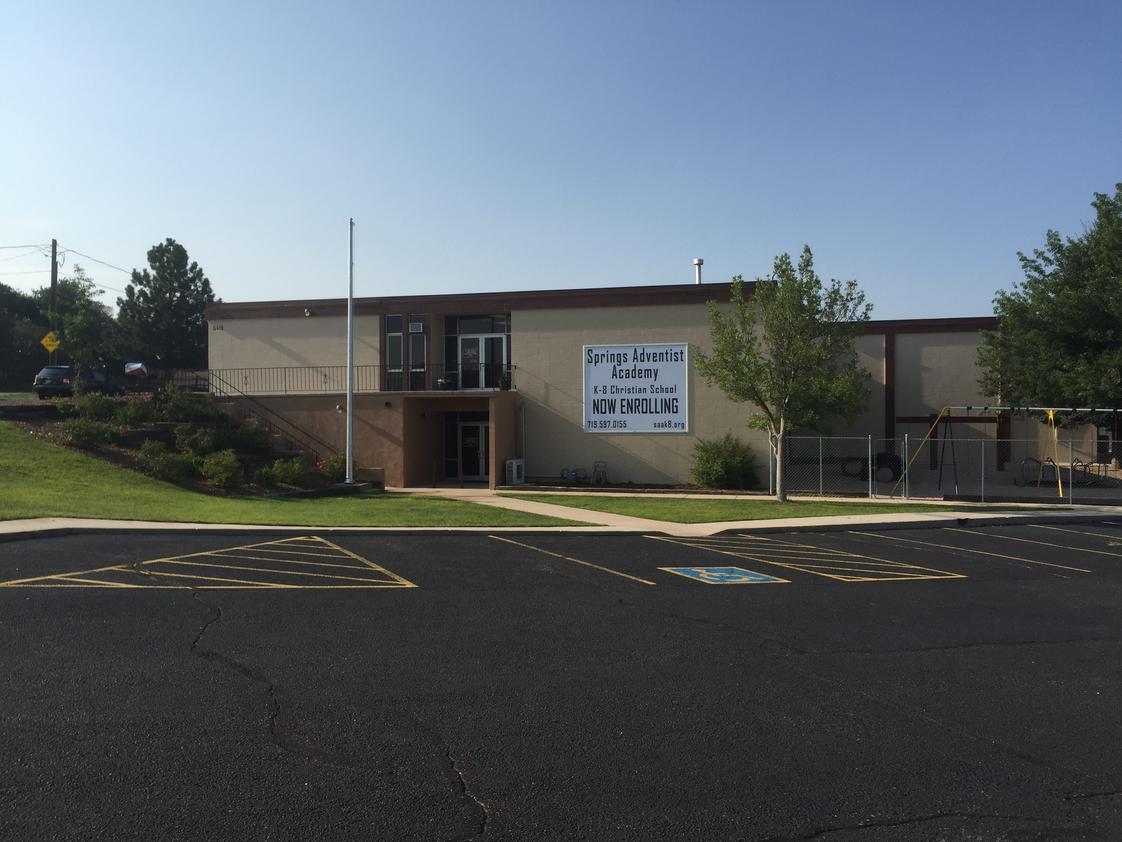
32 266 116 369
695 247 872 501
978 184 1122 410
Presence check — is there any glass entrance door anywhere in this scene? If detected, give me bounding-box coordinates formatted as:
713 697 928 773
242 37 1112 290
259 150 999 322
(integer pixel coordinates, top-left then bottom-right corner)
458 334 507 389
458 422 489 480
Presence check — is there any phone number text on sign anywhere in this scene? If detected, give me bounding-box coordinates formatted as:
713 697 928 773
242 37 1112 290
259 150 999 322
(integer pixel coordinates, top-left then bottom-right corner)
583 343 689 433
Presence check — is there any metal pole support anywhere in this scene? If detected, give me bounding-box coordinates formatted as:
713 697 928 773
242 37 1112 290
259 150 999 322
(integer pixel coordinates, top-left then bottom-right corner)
818 436 824 496
981 437 985 503
1069 439 1074 505
867 435 873 499
904 433 910 498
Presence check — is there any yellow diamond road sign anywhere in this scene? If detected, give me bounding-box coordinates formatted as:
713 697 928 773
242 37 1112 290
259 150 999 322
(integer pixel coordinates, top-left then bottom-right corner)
40 331 60 353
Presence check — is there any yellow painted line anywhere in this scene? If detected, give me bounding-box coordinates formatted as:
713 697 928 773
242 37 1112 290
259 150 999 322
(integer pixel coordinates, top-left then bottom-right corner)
143 571 300 588
491 535 656 585
704 536 960 579
218 546 355 559
738 534 960 572
765 561 938 577
1032 524 1122 544
48 575 144 588
201 552 392 572
646 536 895 582
946 527 1122 560
310 536 418 588
0 561 141 587
12 584 157 589
152 559 404 584
720 550 934 568
853 531 1092 573
686 544 854 559
646 535 965 582
0 534 417 590
219 547 354 561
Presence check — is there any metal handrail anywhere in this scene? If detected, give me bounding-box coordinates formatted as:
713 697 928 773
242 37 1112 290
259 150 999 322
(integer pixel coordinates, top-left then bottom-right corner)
208 363 514 395
209 369 337 464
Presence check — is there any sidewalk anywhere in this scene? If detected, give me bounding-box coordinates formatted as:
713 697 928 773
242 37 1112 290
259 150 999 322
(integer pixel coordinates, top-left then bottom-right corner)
2 489 1119 541
400 487 1122 537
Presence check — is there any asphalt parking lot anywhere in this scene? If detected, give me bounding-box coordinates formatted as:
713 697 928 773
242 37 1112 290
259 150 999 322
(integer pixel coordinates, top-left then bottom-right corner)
4 521 1122 840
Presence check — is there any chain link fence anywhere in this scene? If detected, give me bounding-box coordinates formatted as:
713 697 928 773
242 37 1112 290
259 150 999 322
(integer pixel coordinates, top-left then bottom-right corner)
768 435 1122 502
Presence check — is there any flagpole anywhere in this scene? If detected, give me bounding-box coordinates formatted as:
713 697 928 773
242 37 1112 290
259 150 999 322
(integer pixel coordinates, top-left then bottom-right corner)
346 218 355 484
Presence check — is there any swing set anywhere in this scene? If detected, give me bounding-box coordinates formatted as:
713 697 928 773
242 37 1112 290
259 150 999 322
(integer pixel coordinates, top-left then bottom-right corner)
892 405 1122 499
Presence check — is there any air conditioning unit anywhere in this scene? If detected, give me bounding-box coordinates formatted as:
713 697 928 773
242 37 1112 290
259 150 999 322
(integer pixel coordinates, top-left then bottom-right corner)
505 458 525 486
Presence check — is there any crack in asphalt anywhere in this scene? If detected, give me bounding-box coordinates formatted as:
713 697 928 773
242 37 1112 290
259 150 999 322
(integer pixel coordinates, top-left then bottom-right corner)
756 810 1059 841
411 716 492 840
1069 788 1122 801
184 587 494 840
808 635 1122 657
186 591 392 774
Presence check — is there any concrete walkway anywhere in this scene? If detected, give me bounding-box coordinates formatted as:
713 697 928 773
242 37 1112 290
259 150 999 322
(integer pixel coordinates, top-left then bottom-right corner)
400 486 1122 536
2 488 1119 541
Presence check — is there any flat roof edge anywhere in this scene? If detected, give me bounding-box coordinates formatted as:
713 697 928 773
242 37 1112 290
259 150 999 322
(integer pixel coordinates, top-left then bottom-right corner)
205 283 997 334
206 282 739 320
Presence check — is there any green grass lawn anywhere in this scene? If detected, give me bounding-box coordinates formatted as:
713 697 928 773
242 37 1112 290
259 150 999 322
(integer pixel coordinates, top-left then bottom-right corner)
500 493 1004 524
0 392 36 405
0 422 580 527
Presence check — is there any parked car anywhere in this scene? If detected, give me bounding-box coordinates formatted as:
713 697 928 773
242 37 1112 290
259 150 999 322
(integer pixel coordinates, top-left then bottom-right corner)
33 366 124 399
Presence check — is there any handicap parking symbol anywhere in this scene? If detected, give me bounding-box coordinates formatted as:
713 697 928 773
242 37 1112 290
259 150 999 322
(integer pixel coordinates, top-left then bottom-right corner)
659 566 787 585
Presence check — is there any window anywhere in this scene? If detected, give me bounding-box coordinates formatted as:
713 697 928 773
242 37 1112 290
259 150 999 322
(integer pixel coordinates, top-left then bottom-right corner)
385 315 403 391
442 313 511 389
409 332 426 390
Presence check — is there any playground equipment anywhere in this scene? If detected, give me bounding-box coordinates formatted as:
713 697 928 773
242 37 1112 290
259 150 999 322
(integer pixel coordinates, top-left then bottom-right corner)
892 405 1122 499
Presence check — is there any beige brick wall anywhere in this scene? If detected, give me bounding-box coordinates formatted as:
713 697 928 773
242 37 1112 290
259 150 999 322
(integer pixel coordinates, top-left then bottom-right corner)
895 332 990 416
207 315 380 374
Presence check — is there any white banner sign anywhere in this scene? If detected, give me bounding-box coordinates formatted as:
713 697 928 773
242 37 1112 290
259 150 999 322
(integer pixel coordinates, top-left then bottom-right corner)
583 343 689 433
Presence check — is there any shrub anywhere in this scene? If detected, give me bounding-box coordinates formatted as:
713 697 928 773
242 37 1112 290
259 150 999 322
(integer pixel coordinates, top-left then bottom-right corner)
690 433 759 490
74 392 119 421
214 424 272 454
154 384 224 424
58 418 113 450
254 463 277 489
200 449 243 489
271 455 308 486
136 439 197 482
115 399 159 426
175 423 217 456
319 452 346 483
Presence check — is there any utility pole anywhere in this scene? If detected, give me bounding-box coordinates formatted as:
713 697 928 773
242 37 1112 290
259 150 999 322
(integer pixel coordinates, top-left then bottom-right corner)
345 219 355 484
49 238 58 327
49 238 58 363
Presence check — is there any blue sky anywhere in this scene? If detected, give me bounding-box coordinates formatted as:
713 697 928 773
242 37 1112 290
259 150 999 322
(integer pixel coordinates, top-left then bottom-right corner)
2 1 1119 318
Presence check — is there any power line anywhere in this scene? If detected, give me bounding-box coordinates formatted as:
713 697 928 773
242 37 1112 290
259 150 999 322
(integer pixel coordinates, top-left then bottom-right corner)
0 269 50 276
0 247 47 263
58 246 132 276
0 243 49 250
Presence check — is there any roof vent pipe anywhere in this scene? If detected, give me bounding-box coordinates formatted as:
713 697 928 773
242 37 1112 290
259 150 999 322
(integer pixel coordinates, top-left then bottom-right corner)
693 257 703 285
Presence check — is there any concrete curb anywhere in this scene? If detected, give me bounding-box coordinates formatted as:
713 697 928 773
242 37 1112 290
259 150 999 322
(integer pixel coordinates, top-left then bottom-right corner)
708 512 1122 535
2 508 1121 543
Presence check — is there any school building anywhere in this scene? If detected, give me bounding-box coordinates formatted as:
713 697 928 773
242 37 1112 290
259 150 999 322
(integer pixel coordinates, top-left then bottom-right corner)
203 278 1104 494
